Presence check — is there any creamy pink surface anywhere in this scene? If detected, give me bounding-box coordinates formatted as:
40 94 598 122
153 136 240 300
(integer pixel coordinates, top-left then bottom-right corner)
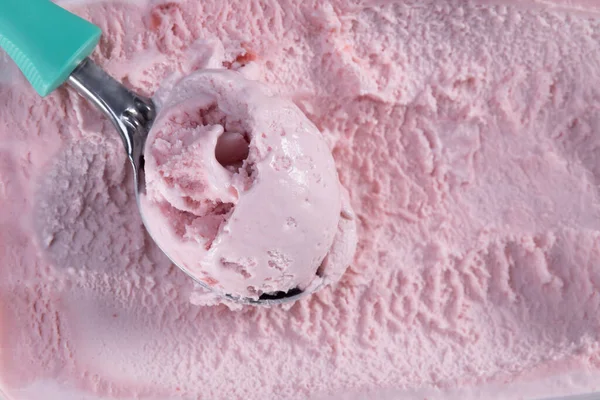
2 0 600 399
140 68 356 300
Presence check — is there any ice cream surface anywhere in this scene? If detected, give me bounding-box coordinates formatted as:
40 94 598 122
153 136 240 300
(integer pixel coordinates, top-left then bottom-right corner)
140 68 355 300
2 0 600 399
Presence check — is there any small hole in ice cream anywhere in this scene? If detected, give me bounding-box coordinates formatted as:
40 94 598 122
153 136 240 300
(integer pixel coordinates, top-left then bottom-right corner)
258 287 303 301
215 131 250 171
316 259 327 277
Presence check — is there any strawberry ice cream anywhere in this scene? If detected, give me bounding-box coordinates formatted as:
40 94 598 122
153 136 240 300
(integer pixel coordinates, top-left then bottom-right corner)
3 0 600 400
140 69 356 300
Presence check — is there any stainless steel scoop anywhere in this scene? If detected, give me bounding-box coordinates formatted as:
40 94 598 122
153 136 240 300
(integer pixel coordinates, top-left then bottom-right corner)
0 0 317 305
69 59 316 306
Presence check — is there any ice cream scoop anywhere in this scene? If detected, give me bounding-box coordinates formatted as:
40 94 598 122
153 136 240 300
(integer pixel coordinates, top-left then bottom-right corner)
0 0 356 305
139 69 357 302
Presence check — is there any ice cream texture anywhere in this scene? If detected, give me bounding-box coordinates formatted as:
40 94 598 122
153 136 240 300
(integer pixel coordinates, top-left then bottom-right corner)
140 69 356 300
3 0 600 399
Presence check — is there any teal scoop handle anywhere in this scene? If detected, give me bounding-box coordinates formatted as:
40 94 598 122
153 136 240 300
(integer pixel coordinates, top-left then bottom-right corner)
0 0 101 96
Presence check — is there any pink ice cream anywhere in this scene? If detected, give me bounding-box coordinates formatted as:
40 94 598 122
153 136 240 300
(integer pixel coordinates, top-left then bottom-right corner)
3 0 600 400
140 69 356 300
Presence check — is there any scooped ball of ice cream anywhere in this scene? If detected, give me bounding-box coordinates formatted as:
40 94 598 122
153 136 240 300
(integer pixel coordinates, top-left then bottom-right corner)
139 69 357 301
